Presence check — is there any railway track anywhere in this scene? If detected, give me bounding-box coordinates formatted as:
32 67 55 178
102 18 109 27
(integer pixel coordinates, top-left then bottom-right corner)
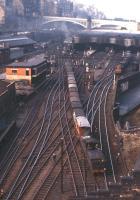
86 52 129 190
0 78 56 183
23 58 90 199
0 64 69 198
4 79 62 199
69 52 114 192
0 52 92 199
0 48 131 199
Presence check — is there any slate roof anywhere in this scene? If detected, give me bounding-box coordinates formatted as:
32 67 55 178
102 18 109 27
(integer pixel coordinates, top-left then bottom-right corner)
6 54 46 68
0 36 36 48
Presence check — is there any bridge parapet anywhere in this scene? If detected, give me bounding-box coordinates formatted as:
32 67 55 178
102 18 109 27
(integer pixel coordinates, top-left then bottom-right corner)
43 16 138 31
43 16 87 27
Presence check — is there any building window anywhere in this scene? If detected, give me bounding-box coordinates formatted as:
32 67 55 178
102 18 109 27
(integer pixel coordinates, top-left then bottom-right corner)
26 70 29 76
12 69 17 75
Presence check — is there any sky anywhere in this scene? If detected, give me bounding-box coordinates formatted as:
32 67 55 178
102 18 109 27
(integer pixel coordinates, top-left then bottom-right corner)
74 0 140 21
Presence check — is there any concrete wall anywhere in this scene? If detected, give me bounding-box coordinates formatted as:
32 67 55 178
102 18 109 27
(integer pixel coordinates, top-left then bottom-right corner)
118 72 140 94
0 48 10 64
0 82 16 118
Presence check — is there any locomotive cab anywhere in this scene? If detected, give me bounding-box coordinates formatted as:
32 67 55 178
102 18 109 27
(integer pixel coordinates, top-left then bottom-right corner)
73 112 90 137
87 148 106 174
82 136 106 174
82 136 99 149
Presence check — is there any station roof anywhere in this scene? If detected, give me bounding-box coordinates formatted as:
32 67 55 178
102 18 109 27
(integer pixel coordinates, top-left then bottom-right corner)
6 54 46 68
0 36 36 48
77 29 140 38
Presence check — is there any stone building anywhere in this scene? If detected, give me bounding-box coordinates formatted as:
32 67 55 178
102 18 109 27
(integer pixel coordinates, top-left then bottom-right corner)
58 0 73 17
43 0 73 17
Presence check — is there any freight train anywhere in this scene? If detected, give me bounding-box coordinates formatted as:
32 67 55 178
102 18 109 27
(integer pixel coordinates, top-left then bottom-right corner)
65 62 106 173
65 63 90 136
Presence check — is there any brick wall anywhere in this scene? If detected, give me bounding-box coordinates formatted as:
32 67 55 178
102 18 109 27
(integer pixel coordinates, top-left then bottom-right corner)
6 67 31 76
6 67 32 83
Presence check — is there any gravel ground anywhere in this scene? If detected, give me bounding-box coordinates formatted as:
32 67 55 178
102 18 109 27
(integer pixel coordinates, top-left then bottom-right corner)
122 133 140 171
119 107 140 172
120 106 140 129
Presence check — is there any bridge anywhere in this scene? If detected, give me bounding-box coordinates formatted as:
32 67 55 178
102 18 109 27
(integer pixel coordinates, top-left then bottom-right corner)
42 16 138 32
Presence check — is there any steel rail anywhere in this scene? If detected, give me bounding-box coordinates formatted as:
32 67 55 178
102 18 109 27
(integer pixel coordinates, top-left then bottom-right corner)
90 76 114 132
15 83 62 199
86 57 112 117
87 74 113 124
5 77 60 200
0 78 54 173
63 61 88 196
0 79 60 186
15 62 68 199
96 78 114 190
60 65 79 196
104 81 117 183
33 136 79 200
